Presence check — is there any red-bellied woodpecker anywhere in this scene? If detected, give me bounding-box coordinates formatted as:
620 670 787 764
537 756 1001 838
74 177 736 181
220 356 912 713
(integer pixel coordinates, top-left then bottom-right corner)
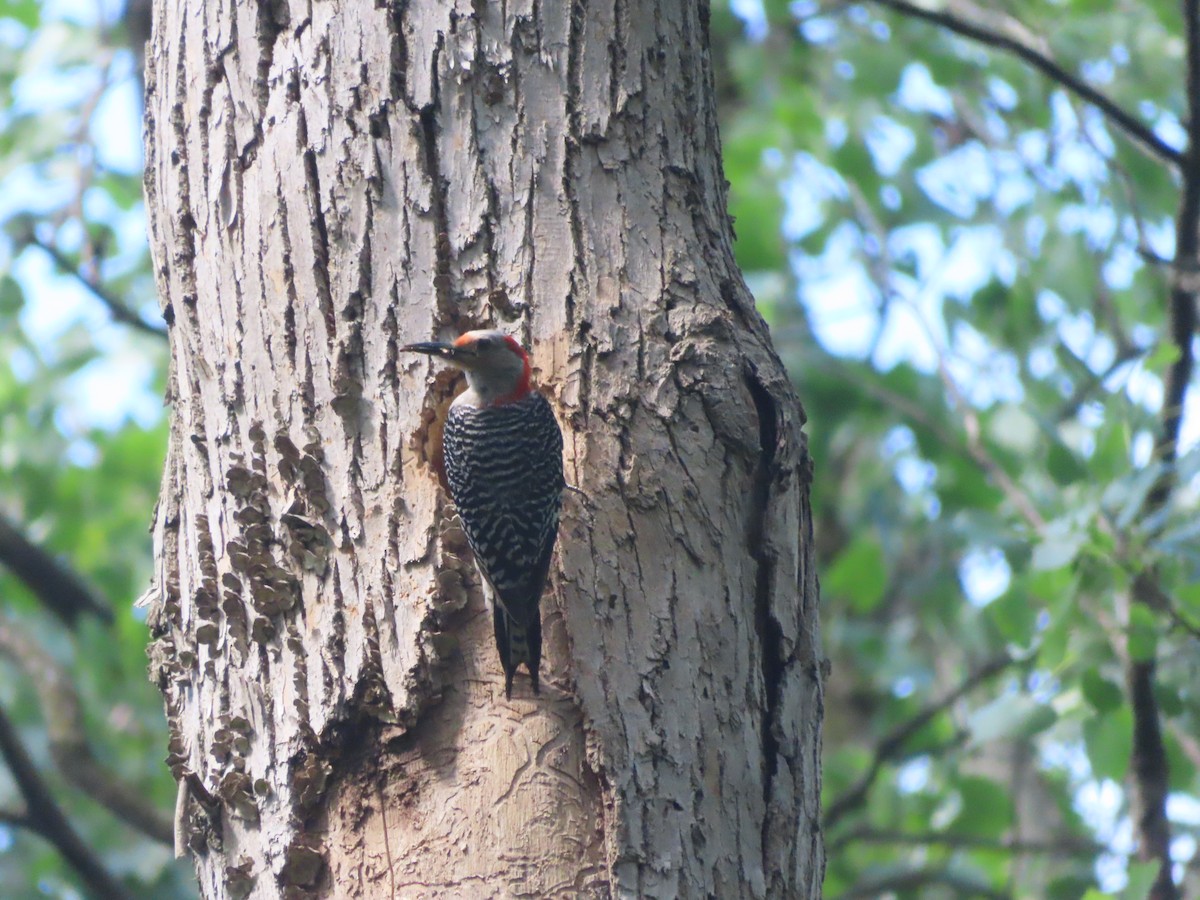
402 330 564 698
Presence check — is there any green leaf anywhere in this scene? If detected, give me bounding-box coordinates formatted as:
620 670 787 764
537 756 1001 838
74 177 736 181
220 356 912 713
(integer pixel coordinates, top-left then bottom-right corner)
1031 529 1084 571
1177 582 1200 617
1076 552 1117 596
988 588 1036 645
1166 727 1197 789
1110 462 1165 531
1121 860 1161 900
1036 610 1073 671
938 454 1005 510
2 0 39 28
1154 681 1182 717
0 274 23 316
1080 670 1122 713
1026 566 1075 603
93 172 145 210
1091 421 1130 481
1047 440 1087 486
950 775 1013 837
1143 342 1181 375
824 535 887 613
1083 707 1133 781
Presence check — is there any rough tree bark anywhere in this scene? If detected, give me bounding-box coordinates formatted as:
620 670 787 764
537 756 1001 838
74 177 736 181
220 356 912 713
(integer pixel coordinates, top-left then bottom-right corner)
142 0 823 897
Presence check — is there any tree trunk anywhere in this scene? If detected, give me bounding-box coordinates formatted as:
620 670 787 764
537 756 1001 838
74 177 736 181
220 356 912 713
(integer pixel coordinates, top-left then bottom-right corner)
142 0 823 896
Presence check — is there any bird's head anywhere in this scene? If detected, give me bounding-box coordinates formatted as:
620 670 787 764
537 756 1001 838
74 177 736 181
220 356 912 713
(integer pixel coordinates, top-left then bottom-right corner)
402 329 532 405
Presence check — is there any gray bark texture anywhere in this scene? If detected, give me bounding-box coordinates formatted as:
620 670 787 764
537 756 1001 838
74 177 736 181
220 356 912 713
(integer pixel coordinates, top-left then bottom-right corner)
142 0 824 897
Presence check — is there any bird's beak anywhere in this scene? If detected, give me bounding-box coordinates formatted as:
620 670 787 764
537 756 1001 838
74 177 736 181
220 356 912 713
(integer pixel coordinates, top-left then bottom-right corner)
401 341 457 359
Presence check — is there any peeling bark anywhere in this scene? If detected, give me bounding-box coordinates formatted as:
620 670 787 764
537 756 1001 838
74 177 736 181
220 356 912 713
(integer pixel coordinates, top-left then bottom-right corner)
143 0 823 896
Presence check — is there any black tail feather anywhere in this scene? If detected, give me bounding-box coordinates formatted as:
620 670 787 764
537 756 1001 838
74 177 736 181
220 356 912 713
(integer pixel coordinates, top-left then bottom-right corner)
493 603 542 699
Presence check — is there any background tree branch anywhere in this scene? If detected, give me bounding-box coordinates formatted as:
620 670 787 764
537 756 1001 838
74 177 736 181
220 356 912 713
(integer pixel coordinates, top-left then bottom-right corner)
0 706 134 900
25 234 167 339
0 611 174 845
825 654 1013 829
0 512 112 627
859 0 1183 166
1116 1 1200 894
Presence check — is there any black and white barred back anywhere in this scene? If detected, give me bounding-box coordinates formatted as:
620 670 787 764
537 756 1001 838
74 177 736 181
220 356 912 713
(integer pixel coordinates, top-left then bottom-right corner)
442 391 564 696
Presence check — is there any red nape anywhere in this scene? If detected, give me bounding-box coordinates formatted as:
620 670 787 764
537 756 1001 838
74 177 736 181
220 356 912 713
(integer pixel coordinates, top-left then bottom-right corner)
495 335 532 405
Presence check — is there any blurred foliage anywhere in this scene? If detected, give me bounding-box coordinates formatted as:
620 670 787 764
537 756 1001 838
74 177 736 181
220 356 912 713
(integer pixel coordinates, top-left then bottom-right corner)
715 0 1200 897
0 0 189 896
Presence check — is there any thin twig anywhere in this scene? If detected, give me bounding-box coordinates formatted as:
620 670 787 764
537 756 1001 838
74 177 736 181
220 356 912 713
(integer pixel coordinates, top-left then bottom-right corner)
860 0 1183 167
0 706 134 900
843 178 896 359
838 183 1048 532
1053 346 1143 424
26 235 167 339
902 291 1049 532
813 352 1047 532
824 653 1012 829
63 51 115 231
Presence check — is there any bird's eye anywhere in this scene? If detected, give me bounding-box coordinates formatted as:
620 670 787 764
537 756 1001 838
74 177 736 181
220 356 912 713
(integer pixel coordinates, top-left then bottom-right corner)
475 337 494 350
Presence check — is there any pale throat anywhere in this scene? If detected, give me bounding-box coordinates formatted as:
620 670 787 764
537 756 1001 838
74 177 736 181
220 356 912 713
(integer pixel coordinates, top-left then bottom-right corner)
459 366 525 406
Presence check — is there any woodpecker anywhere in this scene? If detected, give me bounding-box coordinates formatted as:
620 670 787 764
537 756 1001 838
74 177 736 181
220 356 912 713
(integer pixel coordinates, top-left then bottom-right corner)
402 329 564 698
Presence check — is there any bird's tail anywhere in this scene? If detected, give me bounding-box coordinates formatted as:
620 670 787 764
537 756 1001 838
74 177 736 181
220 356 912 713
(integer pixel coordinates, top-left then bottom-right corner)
493 603 542 698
